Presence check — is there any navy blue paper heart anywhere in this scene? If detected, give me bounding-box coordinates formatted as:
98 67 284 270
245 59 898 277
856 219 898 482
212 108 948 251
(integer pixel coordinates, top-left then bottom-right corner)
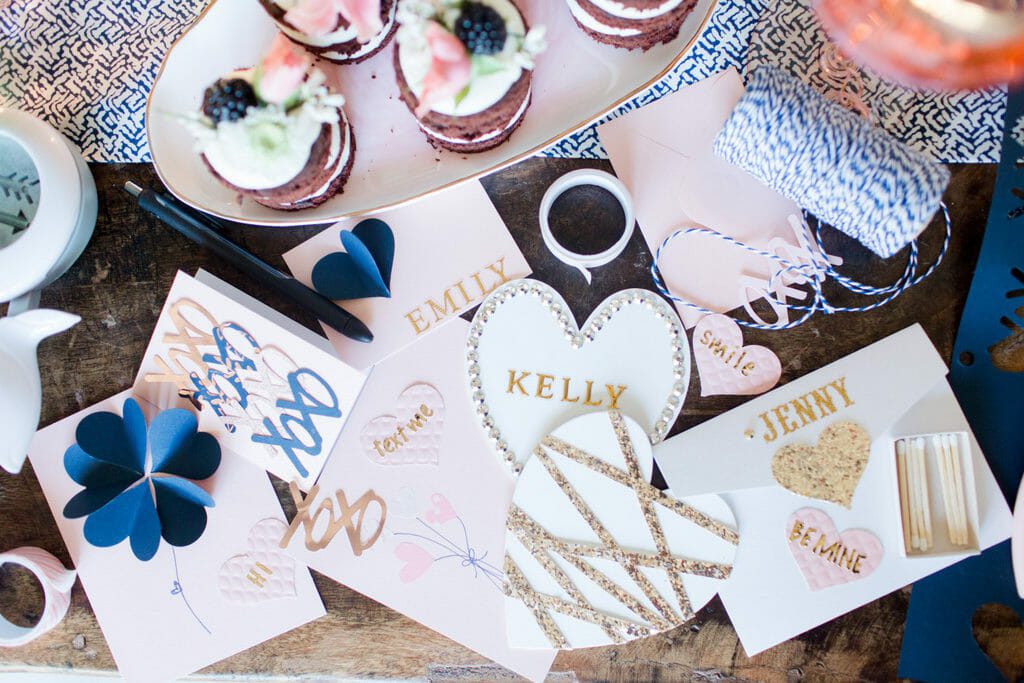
311 218 395 301
63 398 220 562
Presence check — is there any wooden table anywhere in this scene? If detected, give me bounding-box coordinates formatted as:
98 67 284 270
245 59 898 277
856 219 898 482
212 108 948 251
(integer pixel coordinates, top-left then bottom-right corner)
0 158 1015 681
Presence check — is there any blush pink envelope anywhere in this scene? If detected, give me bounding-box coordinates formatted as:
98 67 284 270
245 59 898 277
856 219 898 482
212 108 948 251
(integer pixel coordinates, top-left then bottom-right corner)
280 320 557 682
282 181 531 371
27 390 326 683
598 67 804 328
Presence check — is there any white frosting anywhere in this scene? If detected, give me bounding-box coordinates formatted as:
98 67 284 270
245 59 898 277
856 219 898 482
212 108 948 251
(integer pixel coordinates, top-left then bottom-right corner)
202 108 325 189
291 114 352 204
589 0 686 20
189 69 346 191
419 86 530 144
566 0 642 35
279 1 397 60
397 0 527 117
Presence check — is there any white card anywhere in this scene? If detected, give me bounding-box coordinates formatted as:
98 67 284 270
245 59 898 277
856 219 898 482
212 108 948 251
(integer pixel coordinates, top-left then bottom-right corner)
714 381 1013 654
133 271 367 490
27 390 326 682
654 325 949 496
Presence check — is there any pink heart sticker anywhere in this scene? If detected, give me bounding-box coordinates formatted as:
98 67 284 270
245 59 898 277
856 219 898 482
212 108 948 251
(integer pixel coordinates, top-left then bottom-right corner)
786 507 883 591
217 518 297 603
395 542 434 583
423 493 456 525
360 383 446 466
693 314 781 396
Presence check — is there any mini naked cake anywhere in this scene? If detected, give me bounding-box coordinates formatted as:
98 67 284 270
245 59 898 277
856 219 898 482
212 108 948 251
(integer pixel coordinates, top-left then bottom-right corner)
258 0 399 64
565 0 698 50
181 35 355 211
394 0 546 153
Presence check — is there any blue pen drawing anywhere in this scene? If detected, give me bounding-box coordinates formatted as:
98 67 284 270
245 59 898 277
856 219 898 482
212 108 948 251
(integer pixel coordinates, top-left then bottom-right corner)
393 493 504 590
170 548 211 635
142 298 343 479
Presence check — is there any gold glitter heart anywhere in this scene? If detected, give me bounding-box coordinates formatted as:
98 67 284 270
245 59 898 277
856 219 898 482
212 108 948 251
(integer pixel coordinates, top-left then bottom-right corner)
771 421 870 508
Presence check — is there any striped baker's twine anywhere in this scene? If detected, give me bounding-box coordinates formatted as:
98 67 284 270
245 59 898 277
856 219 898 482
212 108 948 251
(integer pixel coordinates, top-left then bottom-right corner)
650 204 951 331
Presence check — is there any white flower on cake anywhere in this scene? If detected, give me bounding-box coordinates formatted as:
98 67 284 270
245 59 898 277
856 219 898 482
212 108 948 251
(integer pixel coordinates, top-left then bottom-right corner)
396 0 545 117
177 34 355 206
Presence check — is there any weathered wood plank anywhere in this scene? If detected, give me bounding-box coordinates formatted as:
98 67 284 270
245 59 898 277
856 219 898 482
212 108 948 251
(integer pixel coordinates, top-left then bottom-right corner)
0 159 1005 680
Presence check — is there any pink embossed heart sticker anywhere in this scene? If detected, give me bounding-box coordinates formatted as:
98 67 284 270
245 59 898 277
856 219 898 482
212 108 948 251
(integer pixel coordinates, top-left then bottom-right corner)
360 383 445 466
786 507 883 591
217 518 297 603
693 314 781 396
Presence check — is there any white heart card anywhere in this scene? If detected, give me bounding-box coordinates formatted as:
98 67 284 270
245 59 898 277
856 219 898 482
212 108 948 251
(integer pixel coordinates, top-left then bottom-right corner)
466 280 689 474
503 410 739 650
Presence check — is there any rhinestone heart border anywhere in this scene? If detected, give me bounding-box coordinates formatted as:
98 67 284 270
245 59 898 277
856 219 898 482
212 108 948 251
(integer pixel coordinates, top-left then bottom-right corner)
466 279 690 475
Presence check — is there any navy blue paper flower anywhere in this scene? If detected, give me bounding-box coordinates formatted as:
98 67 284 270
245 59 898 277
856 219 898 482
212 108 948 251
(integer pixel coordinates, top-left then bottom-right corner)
63 398 221 561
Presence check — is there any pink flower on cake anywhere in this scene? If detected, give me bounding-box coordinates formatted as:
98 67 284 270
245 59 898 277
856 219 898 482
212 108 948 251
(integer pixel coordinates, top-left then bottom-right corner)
285 0 383 43
258 34 312 105
414 21 471 118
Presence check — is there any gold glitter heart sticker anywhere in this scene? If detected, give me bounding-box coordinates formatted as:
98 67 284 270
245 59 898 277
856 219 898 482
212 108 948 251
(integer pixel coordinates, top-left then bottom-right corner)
771 421 870 508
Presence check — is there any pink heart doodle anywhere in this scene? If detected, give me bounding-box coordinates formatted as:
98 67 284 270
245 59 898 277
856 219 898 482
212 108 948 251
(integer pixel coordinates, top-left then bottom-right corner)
786 507 883 591
395 542 434 583
424 493 456 525
693 314 781 396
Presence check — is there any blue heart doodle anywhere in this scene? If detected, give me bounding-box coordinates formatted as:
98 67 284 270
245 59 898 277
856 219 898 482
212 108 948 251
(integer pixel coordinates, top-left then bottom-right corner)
311 218 395 301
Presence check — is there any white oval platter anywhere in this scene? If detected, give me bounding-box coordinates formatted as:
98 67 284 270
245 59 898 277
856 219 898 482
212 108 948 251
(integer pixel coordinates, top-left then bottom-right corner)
147 0 718 226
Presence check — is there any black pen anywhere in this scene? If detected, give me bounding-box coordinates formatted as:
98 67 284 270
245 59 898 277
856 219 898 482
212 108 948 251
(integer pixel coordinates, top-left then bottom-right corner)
125 181 373 343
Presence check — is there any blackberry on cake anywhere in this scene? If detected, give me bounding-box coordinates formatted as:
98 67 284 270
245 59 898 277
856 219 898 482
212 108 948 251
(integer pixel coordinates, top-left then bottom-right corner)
394 0 546 153
180 35 356 211
455 2 507 55
565 0 699 51
257 0 399 64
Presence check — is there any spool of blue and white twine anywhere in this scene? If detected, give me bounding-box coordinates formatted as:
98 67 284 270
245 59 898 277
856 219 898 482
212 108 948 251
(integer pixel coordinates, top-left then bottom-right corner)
650 207 951 331
713 66 950 259
649 65 952 331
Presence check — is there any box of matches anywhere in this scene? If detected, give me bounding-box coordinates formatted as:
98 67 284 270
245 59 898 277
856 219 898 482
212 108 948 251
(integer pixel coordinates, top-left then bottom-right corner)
891 432 981 558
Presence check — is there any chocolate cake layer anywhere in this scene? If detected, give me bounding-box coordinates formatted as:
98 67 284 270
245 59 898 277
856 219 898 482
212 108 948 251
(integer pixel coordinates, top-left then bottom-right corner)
393 47 533 153
203 112 354 211
569 0 698 51
258 0 397 64
425 94 532 153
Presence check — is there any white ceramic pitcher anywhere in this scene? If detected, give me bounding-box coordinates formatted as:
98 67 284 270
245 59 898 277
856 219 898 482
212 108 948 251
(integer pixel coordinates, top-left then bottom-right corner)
0 311 80 473
0 108 96 474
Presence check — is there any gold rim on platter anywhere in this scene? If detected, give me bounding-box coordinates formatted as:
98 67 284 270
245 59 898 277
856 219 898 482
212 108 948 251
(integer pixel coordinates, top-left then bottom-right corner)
146 0 721 227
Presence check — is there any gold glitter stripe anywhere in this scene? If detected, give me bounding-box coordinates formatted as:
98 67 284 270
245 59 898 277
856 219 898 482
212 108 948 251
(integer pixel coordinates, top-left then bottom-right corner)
532 444 681 622
541 434 739 545
504 557 568 648
609 410 693 616
508 506 731 579
508 507 674 630
507 512 622 642
505 555 652 643
505 411 739 648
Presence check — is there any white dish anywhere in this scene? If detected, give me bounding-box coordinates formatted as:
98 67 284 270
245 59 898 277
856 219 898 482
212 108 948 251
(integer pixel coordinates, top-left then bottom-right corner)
147 0 718 226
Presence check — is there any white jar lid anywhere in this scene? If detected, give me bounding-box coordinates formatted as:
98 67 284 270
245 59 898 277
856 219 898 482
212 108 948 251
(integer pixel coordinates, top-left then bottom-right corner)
0 108 84 304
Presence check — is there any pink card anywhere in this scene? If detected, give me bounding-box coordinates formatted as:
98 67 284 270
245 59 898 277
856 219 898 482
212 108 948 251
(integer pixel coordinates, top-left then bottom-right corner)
133 271 368 491
598 68 818 328
27 390 326 683
282 181 531 370
279 319 557 682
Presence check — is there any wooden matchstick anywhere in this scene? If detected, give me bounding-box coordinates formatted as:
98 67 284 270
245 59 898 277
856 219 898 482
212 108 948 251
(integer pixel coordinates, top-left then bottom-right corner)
906 439 922 551
944 434 966 546
937 438 958 544
948 434 969 546
934 434 958 546
896 440 912 553
915 438 933 550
